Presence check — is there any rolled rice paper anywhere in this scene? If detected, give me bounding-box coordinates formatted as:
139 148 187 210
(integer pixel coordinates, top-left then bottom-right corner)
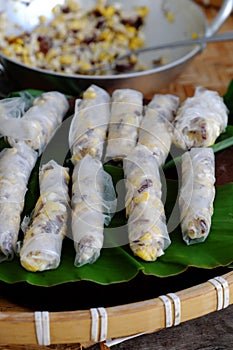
179 147 216 245
173 86 228 150
20 160 70 272
69 84 110 164
138 93 180 166
0 96 34 139
105 88 143 161
8 91 69 154
71 154 116 267
123 144 170 261
0 142 38 262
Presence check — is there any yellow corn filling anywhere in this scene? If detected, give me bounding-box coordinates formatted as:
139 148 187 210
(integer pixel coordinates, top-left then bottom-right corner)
0 0 149 75
134 191 149 203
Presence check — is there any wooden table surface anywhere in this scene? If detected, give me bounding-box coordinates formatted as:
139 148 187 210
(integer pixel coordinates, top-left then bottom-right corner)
0 2 233 350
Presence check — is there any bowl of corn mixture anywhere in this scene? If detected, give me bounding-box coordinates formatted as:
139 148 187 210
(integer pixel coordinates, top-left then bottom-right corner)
0 0 228 95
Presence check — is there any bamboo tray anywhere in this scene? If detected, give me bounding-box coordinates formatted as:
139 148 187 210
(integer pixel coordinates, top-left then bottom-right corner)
0 3 233 349
0 269 232 347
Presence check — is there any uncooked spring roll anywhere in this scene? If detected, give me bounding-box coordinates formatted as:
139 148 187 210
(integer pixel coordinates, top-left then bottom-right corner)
0 96 32 139
69 84 110 164
138 93 180 165
8 91 69 154
20 160 70 272
71 154 116 267
0 142 38 262
173 86 228 150
105 88 143 161
123 144 170 261
179 147 216 245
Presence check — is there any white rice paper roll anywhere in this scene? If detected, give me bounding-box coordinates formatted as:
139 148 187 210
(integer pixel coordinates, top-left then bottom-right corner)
20 160 70 272
8 91 69 154
105 88 143 161
123 144 171 261
179 147 216 244
173 86 228 150
138 93 180 166
71 154 116 267
0 142 38 262
69 84 110 164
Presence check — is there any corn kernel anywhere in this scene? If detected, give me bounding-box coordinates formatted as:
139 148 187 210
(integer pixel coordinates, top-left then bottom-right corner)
140 233 152 241
36 52 44 60
134 246 157 261
129 37 144 50
134 191 149 203
129 54 138 64
79 62 92 71
45 48 59 62
39 15 47 24
68 20 81 31
15 37 23 45
2 48 12 57
59 55 74 65
83 91 97 99
126 25 136 35
116 33 128 45
136 6 149 18
165 11 174 23
13 44 24 54
103 6 115 18
66 0 80 12
191 32 199 39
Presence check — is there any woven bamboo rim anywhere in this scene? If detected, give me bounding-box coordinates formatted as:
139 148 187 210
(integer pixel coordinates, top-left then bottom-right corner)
0 3 232 348
0 271 232 346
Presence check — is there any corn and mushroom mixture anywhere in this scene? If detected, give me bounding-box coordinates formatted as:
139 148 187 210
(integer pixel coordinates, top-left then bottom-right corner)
0 0 149 75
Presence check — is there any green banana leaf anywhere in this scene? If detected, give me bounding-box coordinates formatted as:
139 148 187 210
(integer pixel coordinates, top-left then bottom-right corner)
0 86 232 287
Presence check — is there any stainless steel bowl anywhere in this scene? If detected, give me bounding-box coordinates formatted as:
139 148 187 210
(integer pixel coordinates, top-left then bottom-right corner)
0 0 232 96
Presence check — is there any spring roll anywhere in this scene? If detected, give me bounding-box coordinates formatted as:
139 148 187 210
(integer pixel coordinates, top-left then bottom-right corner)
8 91 69 154
138 93 180 165
0 143 38 262
0 96 32 139
173 86 228 150
20 160 70 272
71 154 116 267
179 147 216 245
123 144 170 261
69 84 110 164
105 88 143 161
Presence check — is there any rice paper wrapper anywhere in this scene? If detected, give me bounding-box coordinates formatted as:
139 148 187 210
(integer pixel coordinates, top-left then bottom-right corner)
173 86 228 149
8 91 69 155
138 94 180 166
0 143 37 261
20 233 63 272
127 194 171 261
39 160 70 202
72 210 105 267
69 85 110 163
71 154 116 266
179 147 216 244
123 145 170 261
105 88 143 161
0 202 22 262
72 154 117 224
0 95 39 140
20 160 70 271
